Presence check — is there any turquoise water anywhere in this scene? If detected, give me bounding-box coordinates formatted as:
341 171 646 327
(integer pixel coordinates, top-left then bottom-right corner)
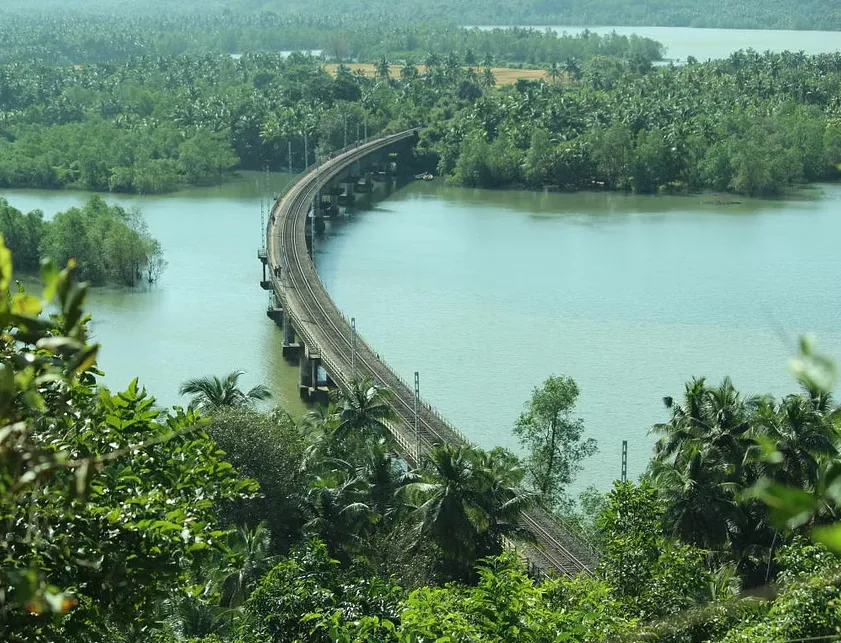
316 183 841 488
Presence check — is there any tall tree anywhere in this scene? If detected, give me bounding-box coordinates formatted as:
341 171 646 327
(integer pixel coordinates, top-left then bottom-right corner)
514 375 597 510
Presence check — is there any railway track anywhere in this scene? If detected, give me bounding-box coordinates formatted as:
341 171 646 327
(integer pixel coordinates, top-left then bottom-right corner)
267 131 598 577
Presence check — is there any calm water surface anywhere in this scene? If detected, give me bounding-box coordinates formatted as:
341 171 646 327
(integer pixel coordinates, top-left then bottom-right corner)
480 26 841 61
4 178 841 491
316 183 841 489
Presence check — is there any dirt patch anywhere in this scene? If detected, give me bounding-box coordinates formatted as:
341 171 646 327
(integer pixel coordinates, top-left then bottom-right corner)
323 63 548 85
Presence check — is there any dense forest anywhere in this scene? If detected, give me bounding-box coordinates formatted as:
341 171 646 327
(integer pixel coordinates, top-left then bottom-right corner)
2 49 841 196
0 14 663 66
2 0 841 30
4 237 841 642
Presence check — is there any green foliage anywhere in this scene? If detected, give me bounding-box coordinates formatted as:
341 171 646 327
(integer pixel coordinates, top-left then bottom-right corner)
437 51 841 195
0 200 44 274
206 408 308 553
180 371 272 413
0 195 166 286
399 552 632 642
596 482 711 620
240 540 403 643
39 196 166 286
514 375 597 511
405 444 536 582
0 238 251 641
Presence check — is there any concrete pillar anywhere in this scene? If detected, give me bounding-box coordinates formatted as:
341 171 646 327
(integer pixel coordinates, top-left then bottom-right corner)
283 317 295 346
299 349 312 389
311 357 320 388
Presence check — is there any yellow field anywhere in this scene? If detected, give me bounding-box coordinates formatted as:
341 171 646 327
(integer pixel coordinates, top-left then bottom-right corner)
323 63 548 86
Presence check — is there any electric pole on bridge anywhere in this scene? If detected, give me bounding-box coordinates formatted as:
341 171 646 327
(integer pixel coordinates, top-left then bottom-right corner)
260 200 265 249
621 440 628 482
414 371 420 459
351 317 357 378
288 141 293 174
343 113 348 149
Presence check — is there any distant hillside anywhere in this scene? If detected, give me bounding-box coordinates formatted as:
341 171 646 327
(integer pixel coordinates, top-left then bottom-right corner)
2 0 839 30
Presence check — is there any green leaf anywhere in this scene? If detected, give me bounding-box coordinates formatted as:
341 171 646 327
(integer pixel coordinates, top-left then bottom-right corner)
752 480 817 528
0 235 12 299
40 259 60 302
11 293 42 316
813 523 841 554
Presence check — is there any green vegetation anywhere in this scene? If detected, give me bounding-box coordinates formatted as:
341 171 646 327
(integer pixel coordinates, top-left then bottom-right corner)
515 375 598 511
436 50 841 195
5 234 841 642
0 11 662 67
0 196 165 285
2 49 841 197
2 0 839 33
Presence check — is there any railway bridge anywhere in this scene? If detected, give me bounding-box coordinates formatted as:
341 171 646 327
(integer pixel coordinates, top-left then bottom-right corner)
260 130 598 577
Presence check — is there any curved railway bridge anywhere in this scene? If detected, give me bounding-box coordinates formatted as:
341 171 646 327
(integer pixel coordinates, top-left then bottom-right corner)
260 130 598 577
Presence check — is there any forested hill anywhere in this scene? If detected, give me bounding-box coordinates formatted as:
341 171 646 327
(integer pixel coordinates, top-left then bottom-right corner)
3 0 840 30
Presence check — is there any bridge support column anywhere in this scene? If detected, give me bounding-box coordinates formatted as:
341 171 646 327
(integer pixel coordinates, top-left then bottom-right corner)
266 304 283 326
258 248 270 290
299 347 313 396
282 318 299 360
299 346 326 402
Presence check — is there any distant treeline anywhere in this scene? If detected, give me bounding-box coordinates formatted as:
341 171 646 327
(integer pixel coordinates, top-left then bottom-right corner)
0 0 838 31
0 13 662 66
3 49 841 197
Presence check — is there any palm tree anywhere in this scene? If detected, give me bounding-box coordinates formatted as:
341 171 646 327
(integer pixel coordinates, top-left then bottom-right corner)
375 57 391 82
304 472 374 558
650 449 741 549
179 370 272 412
403 444 534 580
751 392 838 490
405 445 482 578
331 378 395 444
356 440 412 526
214 522 278 608
473 448 537 558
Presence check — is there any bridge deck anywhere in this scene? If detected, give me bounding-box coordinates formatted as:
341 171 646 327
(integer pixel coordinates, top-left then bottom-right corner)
267 131 598 577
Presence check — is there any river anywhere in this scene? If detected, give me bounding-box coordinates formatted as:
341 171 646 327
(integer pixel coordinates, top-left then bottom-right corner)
478 25 841 62
314 182 841 489
5 176 837 491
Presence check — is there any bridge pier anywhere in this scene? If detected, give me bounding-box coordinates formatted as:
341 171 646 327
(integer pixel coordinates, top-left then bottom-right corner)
337 182 356 206
282 316 299 359
355 172 374 193
258 248 271 290
298 345 330 402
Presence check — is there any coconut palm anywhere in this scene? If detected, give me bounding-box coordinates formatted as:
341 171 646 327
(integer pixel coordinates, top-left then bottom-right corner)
214 522 279 608
304 472 374 558
650 448 741 549
331 378 396 444
473 448 537 558
179 370 272 412
405 445 482 578
375 57 391 82
752 393 838 490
